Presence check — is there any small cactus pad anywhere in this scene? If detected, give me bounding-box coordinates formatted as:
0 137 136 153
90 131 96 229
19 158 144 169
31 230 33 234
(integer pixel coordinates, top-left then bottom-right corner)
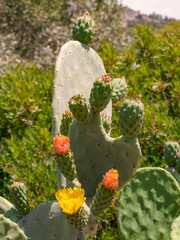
117 167 180 240
69 94 92 122
91 169 118 217
164 141 180 167
119 99 144 138
72 12 95 44
111 77 127 103
60 110 73 136
170 215 180 240
18 201 86 240
90 74 112 113
9 182 30 216
0 214 27 240
69 113 142 197
56 152 77 181
90 186 115 217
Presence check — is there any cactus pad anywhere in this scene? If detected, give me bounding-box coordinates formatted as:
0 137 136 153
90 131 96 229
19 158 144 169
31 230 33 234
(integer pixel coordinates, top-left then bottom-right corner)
69 113 142 197
117 167 180 240
170 215 180 240
72 12 95 44
18 201 86 240
0 214 27 240
119 99 144 138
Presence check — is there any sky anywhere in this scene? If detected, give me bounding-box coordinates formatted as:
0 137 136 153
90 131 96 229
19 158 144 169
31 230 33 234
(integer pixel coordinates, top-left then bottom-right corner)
120 0 180 20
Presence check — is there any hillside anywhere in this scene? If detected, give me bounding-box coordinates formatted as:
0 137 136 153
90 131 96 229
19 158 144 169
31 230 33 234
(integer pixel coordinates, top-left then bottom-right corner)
121 7 172 29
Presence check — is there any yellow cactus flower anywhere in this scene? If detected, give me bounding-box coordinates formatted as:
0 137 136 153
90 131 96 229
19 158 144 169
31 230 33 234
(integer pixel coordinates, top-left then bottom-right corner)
55 186 86 215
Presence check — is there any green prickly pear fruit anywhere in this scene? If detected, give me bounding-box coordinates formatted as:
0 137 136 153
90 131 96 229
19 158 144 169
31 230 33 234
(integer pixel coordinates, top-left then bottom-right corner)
60 110 73 136
164 141 180 167
69 94 92 122
0 214 27 239
119 99 144 138
111 76 127 103
72 12 95 44
54 134 77 181
91 169 118 217
55 186 88 229
9 182 30 216
90 73 112 113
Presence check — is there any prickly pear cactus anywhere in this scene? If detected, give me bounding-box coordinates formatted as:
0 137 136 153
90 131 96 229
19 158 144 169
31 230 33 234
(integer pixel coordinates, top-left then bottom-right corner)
117 167 180 240
69 75 143 197
0 214 27 240
164 141 180 184
170 215 180 240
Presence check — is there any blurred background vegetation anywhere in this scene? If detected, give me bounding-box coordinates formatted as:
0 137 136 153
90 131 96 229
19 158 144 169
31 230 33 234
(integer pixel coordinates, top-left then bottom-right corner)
0 0 179 239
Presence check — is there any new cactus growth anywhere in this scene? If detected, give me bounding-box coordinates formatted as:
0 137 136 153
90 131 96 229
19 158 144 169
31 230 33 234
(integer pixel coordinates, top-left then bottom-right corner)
101 114 111 133
91 169 118 217
9 182 30 216
72 12 95 44
54 134 77 181
69 94 92 122
111 77 127 103
60 110 73 136
164 141 180 184
90 73 112 113
164 141 180 167
119 99 144 138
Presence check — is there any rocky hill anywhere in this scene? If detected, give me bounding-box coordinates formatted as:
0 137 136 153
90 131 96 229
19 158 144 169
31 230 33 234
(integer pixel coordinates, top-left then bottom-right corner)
121 7 172 28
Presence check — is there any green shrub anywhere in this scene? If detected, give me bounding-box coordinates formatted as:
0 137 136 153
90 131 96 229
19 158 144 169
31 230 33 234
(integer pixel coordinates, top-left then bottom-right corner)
100 25 180 168
0 65 57 206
